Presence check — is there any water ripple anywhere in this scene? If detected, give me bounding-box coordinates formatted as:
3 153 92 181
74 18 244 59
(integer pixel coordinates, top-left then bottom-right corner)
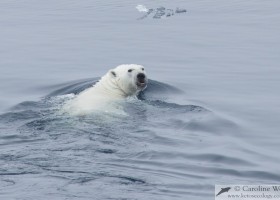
0 78 276 200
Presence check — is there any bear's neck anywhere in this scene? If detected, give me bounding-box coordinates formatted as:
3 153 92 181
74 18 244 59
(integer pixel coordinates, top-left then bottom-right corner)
93 74 129 98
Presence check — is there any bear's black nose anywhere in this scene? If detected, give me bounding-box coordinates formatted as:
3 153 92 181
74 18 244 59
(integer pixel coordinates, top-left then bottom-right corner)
137 73 146 80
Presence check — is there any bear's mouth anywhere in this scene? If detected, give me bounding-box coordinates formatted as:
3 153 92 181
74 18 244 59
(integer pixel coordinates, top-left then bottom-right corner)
136 79 147 89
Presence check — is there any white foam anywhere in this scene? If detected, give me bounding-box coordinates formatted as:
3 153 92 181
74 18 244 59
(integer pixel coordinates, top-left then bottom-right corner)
136 5 148 13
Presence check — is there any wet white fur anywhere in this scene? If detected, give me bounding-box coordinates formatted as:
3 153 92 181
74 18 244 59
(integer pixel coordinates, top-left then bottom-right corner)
63 64 147 115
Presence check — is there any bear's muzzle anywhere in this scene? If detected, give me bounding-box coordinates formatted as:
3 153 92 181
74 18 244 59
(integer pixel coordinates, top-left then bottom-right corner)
136 73 147 89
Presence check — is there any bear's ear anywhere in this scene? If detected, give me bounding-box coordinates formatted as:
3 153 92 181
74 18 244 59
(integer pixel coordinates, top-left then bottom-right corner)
110 70 117 78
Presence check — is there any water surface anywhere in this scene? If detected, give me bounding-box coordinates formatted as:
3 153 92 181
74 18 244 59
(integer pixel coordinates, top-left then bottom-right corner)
0 1 280 200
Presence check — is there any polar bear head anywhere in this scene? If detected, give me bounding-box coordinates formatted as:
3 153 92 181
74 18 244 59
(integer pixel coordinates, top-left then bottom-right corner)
108 64 148 97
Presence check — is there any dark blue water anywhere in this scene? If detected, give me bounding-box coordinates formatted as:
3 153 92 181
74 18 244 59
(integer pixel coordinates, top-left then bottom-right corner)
1 1 280 200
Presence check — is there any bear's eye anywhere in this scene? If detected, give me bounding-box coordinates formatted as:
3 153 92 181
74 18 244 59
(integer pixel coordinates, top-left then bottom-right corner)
142 68 144 71
128 69 133 72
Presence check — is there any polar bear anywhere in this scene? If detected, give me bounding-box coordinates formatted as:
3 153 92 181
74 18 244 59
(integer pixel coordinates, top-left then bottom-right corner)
63 64 148 115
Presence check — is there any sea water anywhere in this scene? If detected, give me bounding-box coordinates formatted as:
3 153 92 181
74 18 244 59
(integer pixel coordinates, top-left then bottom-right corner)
0 1 280 199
